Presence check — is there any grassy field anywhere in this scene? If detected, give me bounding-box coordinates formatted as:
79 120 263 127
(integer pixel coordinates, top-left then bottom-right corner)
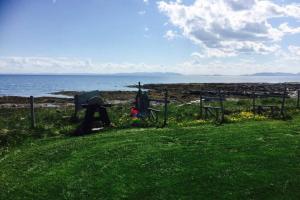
0 97 298 147
1 100 300 199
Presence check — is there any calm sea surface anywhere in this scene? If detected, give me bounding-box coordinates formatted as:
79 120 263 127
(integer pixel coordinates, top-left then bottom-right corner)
1 74 300 97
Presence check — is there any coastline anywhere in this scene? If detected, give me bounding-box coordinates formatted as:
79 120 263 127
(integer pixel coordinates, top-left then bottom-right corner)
1 82 300 108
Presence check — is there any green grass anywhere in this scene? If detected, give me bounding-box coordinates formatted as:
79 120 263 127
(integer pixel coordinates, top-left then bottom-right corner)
1 115 300 199
1 99 300 199
0 98 298 147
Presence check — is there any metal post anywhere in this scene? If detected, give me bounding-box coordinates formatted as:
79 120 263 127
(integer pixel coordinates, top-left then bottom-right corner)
136 82 142 110
30 96 36 128
163 89 168 127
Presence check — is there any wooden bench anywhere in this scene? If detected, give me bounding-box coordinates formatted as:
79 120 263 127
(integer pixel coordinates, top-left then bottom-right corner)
201 95 225 123
187 90 225 123
255 105 279 116
252 87 288 119
187 91 224 123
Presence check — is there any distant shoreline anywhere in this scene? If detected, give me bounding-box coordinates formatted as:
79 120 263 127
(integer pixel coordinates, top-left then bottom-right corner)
1 82 300 108
0 72 300 76
1 74 300 98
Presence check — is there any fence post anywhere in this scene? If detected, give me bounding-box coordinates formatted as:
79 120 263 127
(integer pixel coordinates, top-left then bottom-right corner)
199 92 203 119
163 89 168 127
136 82 142 111
252 89 256 116
280 86 287 119
219 90 224 123
30 96 36 128
73 94 79 120
297 90 300 109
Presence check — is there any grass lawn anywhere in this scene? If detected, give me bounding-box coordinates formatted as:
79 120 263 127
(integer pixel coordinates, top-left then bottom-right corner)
1 114 300 199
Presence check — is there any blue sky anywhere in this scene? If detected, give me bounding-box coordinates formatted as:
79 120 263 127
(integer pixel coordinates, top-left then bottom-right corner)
0 0 300 74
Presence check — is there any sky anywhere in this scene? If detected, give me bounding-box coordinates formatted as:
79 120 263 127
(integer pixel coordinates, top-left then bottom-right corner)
0 0 300 75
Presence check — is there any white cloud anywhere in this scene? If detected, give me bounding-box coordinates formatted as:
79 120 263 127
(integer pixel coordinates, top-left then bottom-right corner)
279 23 300 34
273 45 300 61
143 0 149 5
0 57 93 74
164 30 179 40
282 45 300 61
0 56 299 75
289 46 300 57
0 57 169 74
191 48 237 58
138 10 146 15
176 56 300 75
158 0 300 57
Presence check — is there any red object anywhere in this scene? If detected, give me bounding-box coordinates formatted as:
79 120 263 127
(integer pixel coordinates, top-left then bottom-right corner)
131 107 139 116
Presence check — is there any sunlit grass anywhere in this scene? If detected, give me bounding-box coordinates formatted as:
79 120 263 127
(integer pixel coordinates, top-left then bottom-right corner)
1 114 300 199
0 98 299 147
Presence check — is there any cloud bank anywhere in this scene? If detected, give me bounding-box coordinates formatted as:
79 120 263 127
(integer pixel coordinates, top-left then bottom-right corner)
0 57 168 74
158 0 300 57
0 55 299 75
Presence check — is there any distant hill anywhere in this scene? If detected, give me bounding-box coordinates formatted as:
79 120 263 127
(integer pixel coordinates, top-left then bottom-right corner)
248 72 300 76
0 72 182 76
111 72 182 76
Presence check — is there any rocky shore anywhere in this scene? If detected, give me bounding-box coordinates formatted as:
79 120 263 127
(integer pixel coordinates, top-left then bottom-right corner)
1 82 300 108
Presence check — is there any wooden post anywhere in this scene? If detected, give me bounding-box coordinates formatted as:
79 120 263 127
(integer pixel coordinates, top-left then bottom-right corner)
270 106 275 117
215 108 219 123
297 90 300 109
163 89 168 127
199 93 203 119
219 90 224 123
73 94 79 120
204 108 208 120
280 86 287 119
252 89 256 116
30 96 36 128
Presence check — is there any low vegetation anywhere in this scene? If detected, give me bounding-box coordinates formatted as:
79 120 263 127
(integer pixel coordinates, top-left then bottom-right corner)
1 98 300 199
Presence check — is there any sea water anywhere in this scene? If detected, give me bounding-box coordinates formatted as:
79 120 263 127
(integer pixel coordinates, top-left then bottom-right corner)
0 74 300 97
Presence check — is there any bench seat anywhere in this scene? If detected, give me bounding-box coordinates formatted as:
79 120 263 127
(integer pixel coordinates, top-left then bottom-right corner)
203 106 221 109
148 107 161 112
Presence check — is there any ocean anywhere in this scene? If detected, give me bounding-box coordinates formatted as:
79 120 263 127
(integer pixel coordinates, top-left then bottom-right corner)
1 74 300 97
